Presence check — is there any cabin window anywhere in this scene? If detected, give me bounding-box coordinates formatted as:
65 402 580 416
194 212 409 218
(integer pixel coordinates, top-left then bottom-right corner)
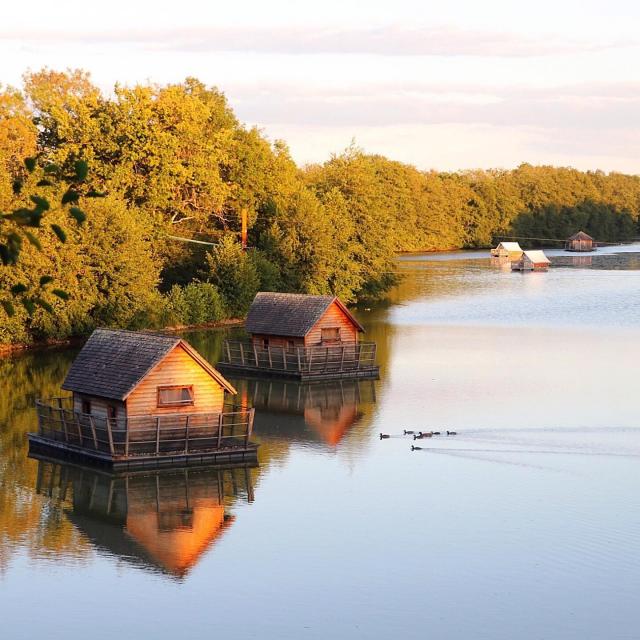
81 399 91 415
107 405 117 420
287 340 296 352
321 327 340 344
157 385 194 407
262 338 269 349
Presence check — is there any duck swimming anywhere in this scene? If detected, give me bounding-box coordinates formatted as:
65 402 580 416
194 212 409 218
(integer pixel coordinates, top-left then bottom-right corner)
446 430 457 436
380 433 391 439
403 430 415 435
411 445 423 451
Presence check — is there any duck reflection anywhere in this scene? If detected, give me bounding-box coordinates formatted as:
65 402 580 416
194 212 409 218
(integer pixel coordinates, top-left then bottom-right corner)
34 459 256 579
234 379 377 447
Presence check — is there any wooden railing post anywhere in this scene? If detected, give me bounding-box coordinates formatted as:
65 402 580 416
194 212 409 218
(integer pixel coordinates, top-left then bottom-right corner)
296 347 302 371
253 343 259 367
57 398 69 442
340 345 345 372
239 342 245 365
61 410 69 442
89 416 98 450
125 423 130 457
185 415 190 453
245 408 255 447
225 340 232 363
76 414 83 446
282 345 287 370
155 416 161 455
106 418 115 456
267 345 273 368
217 412 224 448
308 347 313 372
324 347 329 372
357 344 362 370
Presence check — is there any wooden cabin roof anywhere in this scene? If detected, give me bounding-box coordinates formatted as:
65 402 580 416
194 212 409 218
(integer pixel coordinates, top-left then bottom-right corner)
567 231 593 241
62 328 235 400
522 250 551 264
245 292 364 337
497 241 522 251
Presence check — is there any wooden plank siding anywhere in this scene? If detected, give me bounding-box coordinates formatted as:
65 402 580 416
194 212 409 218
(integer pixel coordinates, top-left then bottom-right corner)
304 302 359 346
126 344 225 417
250 335 305 349
72 395 124 420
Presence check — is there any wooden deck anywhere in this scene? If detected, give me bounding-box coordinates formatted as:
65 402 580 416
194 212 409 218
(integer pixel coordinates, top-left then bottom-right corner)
29 398 257 470
218 340 379 381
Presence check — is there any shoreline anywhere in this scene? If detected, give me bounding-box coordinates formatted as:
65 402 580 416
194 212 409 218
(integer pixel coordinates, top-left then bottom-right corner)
0 317 244 359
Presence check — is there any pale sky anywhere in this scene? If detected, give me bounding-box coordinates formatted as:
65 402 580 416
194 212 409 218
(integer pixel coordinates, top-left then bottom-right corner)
2 0 640 172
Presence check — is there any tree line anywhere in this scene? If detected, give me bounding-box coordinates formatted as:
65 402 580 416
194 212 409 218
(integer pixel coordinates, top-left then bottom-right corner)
1 69 639 345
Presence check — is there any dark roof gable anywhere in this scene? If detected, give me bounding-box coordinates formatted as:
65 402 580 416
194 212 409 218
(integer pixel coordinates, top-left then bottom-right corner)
62 328 234 401
245 292 364 338
568 230 594 241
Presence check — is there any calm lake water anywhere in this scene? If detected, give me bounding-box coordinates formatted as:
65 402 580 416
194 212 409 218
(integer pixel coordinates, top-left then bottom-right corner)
2 245 640 639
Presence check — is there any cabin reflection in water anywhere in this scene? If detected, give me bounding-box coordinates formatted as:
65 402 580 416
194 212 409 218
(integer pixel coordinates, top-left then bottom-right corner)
34 460 256 579
237 379 377 447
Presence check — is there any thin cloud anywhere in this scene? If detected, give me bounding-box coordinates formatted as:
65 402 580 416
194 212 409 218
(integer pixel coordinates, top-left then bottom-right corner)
226 81 640 130
0 25 635 58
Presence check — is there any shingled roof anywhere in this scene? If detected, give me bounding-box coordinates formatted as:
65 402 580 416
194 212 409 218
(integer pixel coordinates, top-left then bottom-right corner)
245 292 364 337
567 230 594 241
62 328 235 400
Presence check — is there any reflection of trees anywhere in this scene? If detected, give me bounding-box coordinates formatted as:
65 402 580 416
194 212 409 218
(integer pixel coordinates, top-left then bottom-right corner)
0 347 91 574
35 460 257 579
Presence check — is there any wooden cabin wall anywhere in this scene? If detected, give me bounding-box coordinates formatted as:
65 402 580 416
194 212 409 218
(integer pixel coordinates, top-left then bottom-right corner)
72 394 125 420
304 302 359 346
250 335 305 349
568 239 593 251
126 345 225 416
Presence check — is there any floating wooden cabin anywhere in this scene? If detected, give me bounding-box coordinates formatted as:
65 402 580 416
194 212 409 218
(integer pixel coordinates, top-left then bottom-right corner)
34 459 255 579
219 292 379 381
565 231 595 252
511 249 551 271
29 329 257 469
491 241 523 258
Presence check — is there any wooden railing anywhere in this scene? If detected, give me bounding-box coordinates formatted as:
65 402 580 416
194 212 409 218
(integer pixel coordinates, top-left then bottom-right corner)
35 398 255 459
221 340 377 375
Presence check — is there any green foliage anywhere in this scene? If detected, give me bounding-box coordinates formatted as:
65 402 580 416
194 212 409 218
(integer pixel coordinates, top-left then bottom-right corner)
164 282 227 326
205 235 259 316
1 69 640 346
249 250 284 292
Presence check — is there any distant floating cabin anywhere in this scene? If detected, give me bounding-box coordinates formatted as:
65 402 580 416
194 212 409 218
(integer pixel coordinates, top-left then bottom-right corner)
511 250 551 271
491 241 523 258
219 292 379 381
565 231 595 252
29 329 257 469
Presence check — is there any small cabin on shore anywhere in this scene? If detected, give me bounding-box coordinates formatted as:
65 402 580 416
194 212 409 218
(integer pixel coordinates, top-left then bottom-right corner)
218 293 379 381
30 329 256 468
565 231 595 252
491 241 523 258
512 250 551 271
